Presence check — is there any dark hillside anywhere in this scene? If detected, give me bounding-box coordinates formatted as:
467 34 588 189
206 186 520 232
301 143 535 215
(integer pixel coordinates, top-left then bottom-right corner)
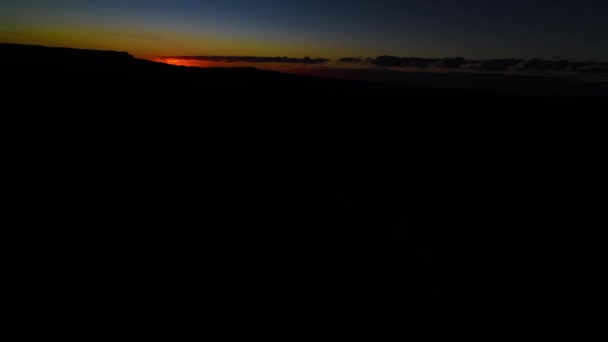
2 44 607 341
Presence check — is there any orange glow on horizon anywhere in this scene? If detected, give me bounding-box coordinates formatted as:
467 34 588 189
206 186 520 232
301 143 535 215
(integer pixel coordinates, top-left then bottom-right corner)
148 56 319 69
143 56 333 77
149 57 207 67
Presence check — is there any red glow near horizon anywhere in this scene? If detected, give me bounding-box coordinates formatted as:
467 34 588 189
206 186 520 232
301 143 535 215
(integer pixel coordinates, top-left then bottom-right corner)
145 56 329 77
151 57 206 67
147 56 317 74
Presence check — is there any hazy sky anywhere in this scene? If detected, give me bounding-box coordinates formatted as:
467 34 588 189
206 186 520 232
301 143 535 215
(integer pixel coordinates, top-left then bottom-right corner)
1 0 607 60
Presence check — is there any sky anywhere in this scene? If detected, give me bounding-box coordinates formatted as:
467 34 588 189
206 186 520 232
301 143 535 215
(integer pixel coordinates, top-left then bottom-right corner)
1 0 607 61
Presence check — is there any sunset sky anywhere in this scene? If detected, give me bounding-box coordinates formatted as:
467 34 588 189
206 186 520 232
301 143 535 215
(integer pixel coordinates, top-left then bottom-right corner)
1 0 607 61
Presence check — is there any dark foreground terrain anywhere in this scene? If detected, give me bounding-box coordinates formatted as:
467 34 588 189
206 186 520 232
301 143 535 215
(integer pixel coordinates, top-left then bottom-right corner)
2 44 607 341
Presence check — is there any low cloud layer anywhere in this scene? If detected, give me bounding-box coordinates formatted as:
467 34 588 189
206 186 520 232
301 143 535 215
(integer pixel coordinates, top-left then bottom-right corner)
161 54 608 74
166 56 330 64
365 56 608 73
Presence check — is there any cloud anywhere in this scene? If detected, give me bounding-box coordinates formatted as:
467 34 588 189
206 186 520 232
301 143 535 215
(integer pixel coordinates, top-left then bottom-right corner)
161 53 608 74
371 55 405 67
368 55 608 73
479 59 525 71
524 58 608 73
338 57 364 63
165 56 331 64
372 56 440 68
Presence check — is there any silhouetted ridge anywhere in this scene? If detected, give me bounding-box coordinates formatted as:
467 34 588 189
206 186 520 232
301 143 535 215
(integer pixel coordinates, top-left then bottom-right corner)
0 43 134 69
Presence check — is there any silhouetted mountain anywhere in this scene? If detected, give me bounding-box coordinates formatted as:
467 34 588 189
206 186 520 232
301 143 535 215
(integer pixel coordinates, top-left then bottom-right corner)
3 43 606 341
1 43 134 70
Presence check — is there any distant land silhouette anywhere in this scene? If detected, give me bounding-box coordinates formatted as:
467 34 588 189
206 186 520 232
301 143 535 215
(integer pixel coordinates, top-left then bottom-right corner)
151 55 608 93
157 53 608 74
3 43 606 341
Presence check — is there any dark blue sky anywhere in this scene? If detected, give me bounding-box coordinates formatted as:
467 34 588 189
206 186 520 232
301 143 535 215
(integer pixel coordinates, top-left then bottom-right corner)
1 0 606 60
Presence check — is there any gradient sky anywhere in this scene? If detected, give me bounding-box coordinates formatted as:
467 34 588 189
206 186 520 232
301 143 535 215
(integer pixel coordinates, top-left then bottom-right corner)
1 0 607 61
